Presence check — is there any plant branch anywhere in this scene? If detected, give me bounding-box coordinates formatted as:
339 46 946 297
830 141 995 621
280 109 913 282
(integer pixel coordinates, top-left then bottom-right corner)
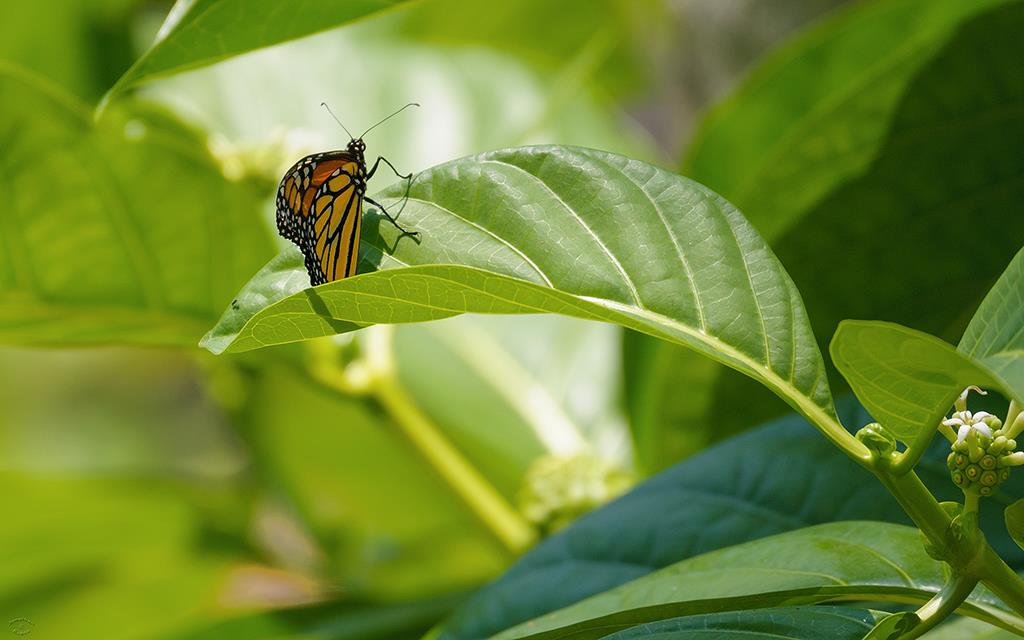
329 327 537 554
979 544 1024 616
873 469 952 547
898 573 978 640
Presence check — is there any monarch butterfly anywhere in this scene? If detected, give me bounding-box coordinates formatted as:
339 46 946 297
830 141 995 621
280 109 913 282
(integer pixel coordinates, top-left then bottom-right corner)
276 103 419 286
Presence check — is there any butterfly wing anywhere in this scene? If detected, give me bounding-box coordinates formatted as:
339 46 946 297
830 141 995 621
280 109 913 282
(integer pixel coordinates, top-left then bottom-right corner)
275 151 358 245
275 151 362 284
305 166 363 285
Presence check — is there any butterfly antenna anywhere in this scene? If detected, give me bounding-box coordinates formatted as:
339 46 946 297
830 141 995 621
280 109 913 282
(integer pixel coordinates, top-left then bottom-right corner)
360 102 420 138
321 102 355 140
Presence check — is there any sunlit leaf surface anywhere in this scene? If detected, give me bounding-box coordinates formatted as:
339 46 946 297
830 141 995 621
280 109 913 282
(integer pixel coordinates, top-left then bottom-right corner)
204 146 849 453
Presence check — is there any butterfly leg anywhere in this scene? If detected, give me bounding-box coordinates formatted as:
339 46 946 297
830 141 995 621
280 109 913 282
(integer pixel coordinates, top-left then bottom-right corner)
365 195 419 238
365 155 418 237
367 155 415 218
366 155 411 181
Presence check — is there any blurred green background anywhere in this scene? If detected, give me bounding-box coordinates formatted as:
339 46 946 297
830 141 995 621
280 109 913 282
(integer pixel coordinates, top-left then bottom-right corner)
2 0 1022 638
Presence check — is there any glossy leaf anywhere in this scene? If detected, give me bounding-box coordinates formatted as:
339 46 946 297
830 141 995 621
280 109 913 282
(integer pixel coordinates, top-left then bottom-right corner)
601 607 883 640
960 247 1024 402
106 0 409 99
438 399 1024 640
490 522 1022 640
0 63 273 347
204 145 854 456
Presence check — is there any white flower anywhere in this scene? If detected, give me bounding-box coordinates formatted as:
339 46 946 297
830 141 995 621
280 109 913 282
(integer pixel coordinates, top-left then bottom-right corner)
944 412 994 443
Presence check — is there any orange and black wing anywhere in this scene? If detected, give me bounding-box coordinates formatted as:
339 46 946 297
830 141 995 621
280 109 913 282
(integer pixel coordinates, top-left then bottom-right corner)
275 151 361 284
303 166 363 285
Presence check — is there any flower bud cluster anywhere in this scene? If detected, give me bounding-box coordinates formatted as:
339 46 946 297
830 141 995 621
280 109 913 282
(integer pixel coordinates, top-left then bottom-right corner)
944 388 1024 495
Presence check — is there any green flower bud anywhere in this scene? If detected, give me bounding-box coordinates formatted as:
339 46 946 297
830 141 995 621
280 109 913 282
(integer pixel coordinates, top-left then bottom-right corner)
856 423 896 458
981 470 999 487
1001 452 1024 467
965 464 982 481
981 455 998 470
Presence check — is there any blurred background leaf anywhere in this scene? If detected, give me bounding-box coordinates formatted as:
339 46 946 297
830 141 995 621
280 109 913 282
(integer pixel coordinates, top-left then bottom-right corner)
108 0 412 99
0 65 273 347
625 0 1024 471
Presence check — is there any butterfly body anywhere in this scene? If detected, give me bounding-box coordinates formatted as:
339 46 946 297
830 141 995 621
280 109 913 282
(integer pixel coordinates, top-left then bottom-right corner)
275 136 414 286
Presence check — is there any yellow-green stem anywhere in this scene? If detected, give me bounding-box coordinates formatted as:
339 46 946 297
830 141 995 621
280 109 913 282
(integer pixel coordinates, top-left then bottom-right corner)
373 375 536 553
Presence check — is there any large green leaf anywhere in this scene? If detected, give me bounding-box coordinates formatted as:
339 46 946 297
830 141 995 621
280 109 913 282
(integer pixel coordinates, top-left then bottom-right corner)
437 399 1024 640
0 63 273 347
491 522 1022 640
960 247 1024 402
203 145 854 456
631 0 1024 470
106 0 409 99
601 607 883 640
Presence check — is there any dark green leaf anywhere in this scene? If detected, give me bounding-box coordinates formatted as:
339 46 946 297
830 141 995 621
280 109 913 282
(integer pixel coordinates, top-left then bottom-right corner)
0 64 273 347
600 607 883 640
205 146 853 457
438 399 1024 640
490 522 1021 640
107 0 410 98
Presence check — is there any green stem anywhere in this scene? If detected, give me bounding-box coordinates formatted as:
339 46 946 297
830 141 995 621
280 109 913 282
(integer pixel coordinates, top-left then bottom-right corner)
963 491 980 517
979 544 1024 616
898 574 978 640
873 469 952 546
373 375 537 554
304 331 536 554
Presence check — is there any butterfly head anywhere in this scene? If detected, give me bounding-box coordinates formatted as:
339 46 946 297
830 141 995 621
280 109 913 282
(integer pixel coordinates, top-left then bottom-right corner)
347 138 367 157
